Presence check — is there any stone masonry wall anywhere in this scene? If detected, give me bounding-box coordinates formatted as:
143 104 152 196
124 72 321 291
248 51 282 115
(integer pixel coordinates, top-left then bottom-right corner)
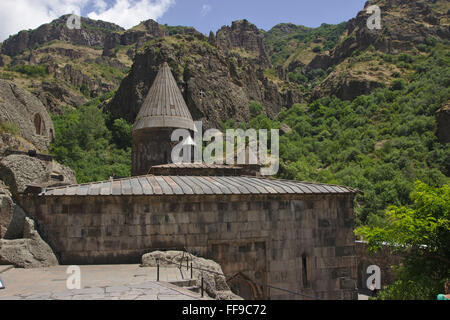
19 193 357 300
356 241 404 291
132 128 174 176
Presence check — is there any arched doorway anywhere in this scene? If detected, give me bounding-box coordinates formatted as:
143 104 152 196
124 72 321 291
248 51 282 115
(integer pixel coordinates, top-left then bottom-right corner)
33 113 42 135
227 273 262 300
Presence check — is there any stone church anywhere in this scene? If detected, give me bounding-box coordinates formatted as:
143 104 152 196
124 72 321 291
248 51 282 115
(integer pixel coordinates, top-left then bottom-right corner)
18 63 359 300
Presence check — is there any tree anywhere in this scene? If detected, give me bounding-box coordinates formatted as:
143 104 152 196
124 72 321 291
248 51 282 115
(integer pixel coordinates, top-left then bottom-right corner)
112 118 132 149
312 45 322 53
355 181 450 300
249 101 264 117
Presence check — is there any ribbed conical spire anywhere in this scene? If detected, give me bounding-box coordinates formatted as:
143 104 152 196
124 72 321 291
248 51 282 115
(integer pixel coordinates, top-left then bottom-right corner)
133 62 195 132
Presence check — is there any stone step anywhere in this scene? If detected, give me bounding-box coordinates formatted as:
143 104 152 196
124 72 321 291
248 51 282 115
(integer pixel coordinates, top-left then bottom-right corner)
0 265 14 274
169 279 197 288
185 286 200 293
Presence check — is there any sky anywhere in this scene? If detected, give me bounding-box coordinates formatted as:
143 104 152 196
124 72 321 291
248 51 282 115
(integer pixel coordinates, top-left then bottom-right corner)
0 0 367 42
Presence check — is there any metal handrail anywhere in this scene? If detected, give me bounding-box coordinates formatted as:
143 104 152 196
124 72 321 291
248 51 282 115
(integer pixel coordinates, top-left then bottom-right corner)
183 247 220 299
145 247 322 300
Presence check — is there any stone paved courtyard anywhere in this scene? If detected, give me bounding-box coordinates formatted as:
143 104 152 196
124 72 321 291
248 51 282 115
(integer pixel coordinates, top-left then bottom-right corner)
0 265 208 300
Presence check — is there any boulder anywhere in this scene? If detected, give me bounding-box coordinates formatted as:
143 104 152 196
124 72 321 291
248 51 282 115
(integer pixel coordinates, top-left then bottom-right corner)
141 251 242 300
0 217 58 268
2 199 26 240
0 155 49 196
280 123 292 135
0 133 36 155
0 154 76 197
0 79 54 151
0 181 13 238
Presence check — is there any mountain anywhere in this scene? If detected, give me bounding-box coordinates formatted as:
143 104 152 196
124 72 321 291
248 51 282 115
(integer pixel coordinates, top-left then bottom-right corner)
106 19 303 129
0 15 131 114
1 1 447 123
0 0 448 226
308 0 450 100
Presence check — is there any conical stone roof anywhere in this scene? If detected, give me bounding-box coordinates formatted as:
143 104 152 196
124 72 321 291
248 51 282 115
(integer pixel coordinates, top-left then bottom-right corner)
133 62 195 132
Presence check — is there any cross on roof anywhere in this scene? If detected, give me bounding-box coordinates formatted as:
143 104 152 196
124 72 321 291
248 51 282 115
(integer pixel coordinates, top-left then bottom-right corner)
199 90 206 98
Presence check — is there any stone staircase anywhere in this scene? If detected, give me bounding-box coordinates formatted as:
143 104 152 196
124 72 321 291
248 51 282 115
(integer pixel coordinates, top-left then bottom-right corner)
169 279 201 295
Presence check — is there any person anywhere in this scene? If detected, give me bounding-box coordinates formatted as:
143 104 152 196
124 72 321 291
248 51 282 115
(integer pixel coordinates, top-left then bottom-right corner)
437 281 450 300
369 278 378 297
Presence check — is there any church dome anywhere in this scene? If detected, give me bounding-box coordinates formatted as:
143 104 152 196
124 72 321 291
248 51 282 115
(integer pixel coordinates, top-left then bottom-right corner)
132 62 195 132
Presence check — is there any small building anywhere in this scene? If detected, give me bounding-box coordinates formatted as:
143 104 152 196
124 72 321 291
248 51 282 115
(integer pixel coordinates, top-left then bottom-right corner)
18 63 359 300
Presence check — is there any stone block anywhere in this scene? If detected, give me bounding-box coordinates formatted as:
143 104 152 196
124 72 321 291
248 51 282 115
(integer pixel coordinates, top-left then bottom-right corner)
331 267 353 279
339 278 356 290
335 246 355 257
173 213 190 224
85 238 98 251
198 211 218 223
67 238 85 251
128 225 143 237
279 209 294 221
183 202 200 212
68 226 82 238
248 211 262 222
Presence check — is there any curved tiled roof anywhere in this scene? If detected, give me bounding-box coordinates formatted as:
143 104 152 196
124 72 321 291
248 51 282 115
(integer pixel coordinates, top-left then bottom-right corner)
40 175 360 196
132 62 195 132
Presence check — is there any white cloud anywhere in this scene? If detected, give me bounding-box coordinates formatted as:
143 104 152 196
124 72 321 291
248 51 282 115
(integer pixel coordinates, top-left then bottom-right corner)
0 0 175 42
93 0 108 11
201 4 211 17
0 0 89 41
87 0 175 29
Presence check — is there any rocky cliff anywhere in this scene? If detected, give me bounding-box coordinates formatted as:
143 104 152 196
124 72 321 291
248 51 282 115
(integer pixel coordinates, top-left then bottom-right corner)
0 79 53 151
106 21 302 129
308 0 450 100
1 15 124 57
215 19 271 68
0 15 131 114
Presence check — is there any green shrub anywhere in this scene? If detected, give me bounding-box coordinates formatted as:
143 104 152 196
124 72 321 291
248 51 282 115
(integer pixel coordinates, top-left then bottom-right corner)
80 84 90 98
0 121 19 134
312 45 322 53
417 44 428 52
7 64 48 77
249 101 264 117
288 72 308 84
390 79 406 91
398 53 414 64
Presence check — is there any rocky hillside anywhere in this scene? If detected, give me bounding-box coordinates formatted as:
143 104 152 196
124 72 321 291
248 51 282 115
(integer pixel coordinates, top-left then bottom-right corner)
0 1 447 124
106 19 303 129
0 15 131 114
0 0 447 199
308 0 450 100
